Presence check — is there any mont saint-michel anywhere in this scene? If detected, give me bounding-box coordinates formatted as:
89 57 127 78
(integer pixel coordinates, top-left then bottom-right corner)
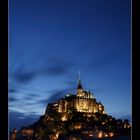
10 78 131 140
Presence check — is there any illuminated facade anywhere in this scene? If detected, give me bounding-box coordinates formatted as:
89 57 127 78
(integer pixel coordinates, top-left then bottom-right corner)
45 78 106 116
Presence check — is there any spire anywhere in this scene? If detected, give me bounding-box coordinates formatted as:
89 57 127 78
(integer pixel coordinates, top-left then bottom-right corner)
78 71 80 82
77 71 83 89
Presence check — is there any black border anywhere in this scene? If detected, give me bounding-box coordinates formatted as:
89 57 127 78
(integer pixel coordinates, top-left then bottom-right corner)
0 0 8 139
132 0 140 139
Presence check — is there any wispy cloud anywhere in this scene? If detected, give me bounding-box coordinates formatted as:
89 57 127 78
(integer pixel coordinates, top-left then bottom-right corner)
13 71 37 84
45 65 67 76
64 80 77 87
9 56 75 86
38 86 75 106
9 88 18 94
9 110 39 131
9 96 18 102
42 57 75 76
39 89 67 106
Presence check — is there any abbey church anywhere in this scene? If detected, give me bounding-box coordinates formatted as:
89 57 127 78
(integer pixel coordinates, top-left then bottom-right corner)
45 77 106 121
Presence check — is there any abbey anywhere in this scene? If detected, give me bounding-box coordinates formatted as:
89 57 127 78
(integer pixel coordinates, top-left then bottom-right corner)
11 76 131 140
45 78 106 121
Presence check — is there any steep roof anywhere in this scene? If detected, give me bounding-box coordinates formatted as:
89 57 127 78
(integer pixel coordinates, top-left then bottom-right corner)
77 80 83 89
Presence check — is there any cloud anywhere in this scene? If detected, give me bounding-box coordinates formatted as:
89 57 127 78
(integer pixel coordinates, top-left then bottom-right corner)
39 89 68 105
39 87 77 107
42 57 75 76
64 80 77 87
38 98 48 107
46 65 67 76
10 56 76 86
13 71 37 84
48 89 73 101
9 110 39 131
9 88 18 93
9 96 18 102
23 96 35 100
9 64 39 85
12 62 70 80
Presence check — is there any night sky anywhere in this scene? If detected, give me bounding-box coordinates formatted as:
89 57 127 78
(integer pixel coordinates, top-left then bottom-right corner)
9 0 131 131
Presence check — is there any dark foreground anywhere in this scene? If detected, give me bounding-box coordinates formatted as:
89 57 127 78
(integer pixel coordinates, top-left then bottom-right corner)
59 135 131 140
96 135 131 140
91 135 131 140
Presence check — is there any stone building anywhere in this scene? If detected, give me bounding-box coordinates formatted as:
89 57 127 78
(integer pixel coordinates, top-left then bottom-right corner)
45 78 106 117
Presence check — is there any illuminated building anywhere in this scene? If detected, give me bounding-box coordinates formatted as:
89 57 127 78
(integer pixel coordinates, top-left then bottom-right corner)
57 79 105 114
16 74 131 140
45 75 106 121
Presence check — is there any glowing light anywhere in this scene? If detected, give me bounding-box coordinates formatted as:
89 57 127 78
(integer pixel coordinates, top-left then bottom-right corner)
102 122 105 125
55 132 59 139
98 131 103 138
14 129 17 133
74 124 82 129
61 114 67 121
104 133 108 137
108 132 114 137
89 134 93 137
127 124 131 128
124 124 127 128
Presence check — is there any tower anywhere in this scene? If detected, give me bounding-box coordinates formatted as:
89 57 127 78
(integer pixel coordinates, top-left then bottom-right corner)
77 71 84 97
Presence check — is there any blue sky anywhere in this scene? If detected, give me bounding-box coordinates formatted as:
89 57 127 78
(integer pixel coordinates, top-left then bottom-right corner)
9 0 131 130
